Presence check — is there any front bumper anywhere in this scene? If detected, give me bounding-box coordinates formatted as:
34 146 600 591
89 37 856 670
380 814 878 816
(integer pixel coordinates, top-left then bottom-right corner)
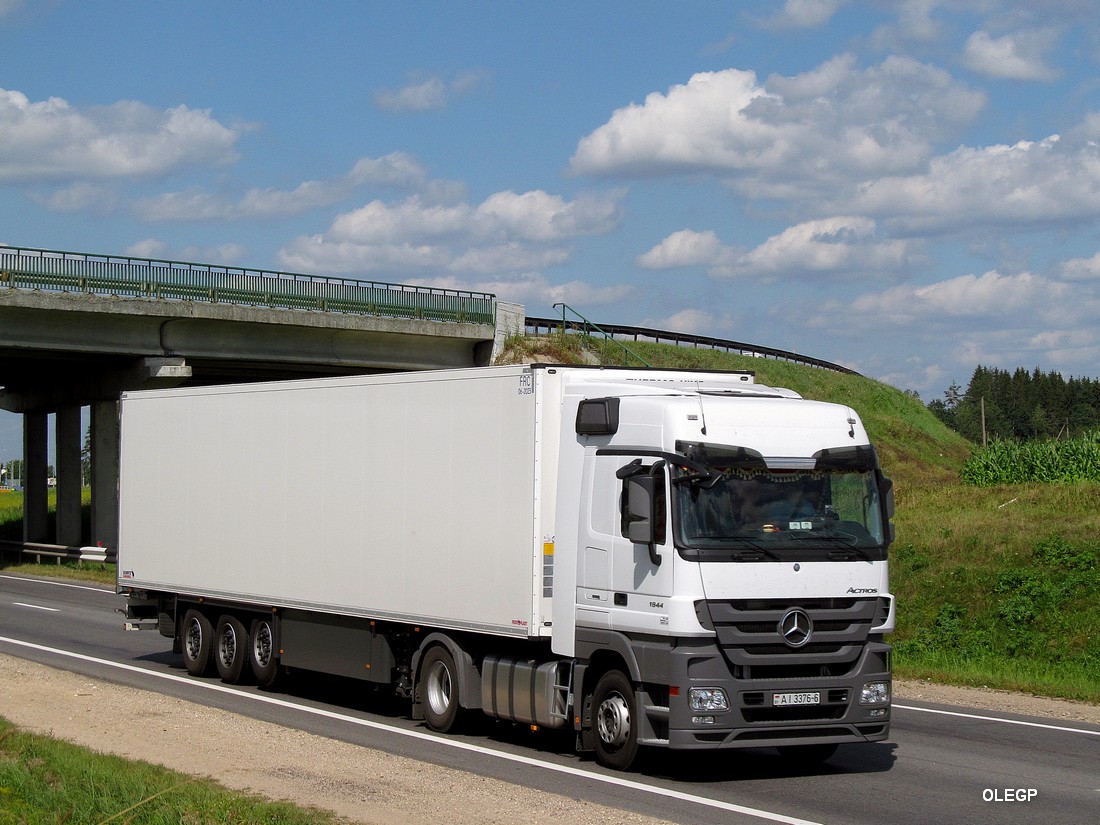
636 636 891 751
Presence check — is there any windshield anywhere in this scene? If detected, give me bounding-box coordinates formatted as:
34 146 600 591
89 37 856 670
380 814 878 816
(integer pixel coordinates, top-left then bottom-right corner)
674 463 887 560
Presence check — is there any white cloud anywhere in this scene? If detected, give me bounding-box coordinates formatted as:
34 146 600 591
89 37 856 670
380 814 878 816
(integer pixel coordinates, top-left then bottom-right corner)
448 243 571 274
636 229 737 271
849 131 1100 233
798 268 1100 394
963 29 1060 82
639 217 924 281
727 217 923 280
138 153 433 222
328 197 473 244
652 308 723 335
841 270 1066 326
326 191 621 246
0 89 244 183
412 272 632 307
870 0 945 49
570 56 984 198
374 70 487 112
571 68 777 176
761 0 848 30
279 189 624 278
29 181 117 213
476 190 622 241
1061 252 1100 281
123 239 247 265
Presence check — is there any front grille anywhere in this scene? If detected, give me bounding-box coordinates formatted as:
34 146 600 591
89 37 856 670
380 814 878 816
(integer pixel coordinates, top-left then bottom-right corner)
698 597 877 680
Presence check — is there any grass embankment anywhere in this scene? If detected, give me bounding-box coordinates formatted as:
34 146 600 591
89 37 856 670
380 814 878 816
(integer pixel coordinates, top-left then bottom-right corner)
592 338 1100 703
0 717 343 825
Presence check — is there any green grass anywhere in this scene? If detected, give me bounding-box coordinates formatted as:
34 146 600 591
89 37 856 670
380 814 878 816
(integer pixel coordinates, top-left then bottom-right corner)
0 716 346 824
962 431 1100 485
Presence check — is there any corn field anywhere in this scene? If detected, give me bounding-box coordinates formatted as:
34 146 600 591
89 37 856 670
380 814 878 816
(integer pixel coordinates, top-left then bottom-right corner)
961 430 1100 485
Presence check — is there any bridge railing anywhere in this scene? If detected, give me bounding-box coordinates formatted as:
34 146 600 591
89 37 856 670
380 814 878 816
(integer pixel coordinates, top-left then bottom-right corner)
0 245 496 325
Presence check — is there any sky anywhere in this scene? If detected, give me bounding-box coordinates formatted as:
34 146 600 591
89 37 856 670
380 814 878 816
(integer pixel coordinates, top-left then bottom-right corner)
3 0 1100 462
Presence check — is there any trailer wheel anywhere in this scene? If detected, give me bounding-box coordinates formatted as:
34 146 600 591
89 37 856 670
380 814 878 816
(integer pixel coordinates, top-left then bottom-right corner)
592 669 640 770
420 646 462 733
249 616 283 689
181 609 214 677
214 615 248 684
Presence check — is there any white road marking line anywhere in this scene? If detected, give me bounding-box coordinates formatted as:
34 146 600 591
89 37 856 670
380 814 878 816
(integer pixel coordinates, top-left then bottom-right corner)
0 635 822 825
893 703 1100 737
1 574 114 594
11 602 60 612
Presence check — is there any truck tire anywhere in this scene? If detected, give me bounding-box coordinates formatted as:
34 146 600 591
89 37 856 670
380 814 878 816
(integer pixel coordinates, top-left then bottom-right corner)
420 646 462 733
181 609 214 677
591 669 640 771
214 615 248 684
248 616 283 689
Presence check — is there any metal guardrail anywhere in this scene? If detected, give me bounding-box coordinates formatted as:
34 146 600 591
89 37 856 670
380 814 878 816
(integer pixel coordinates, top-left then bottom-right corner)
526 316 860 375
0 539 115 564
0 245 496 326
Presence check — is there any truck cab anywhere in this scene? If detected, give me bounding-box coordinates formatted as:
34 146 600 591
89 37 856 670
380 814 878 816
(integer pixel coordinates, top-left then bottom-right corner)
554 371 894 768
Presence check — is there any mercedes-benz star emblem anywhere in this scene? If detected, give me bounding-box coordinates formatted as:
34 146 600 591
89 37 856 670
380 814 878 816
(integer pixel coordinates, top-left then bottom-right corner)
779 608 813 648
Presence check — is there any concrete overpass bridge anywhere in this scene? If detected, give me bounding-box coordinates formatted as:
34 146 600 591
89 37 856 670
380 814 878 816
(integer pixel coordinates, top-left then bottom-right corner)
0 245 521 553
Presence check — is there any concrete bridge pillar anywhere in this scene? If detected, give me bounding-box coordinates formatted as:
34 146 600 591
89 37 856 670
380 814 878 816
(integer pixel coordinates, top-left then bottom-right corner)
22 412 48 543
55 405 83 547
90 400 119 551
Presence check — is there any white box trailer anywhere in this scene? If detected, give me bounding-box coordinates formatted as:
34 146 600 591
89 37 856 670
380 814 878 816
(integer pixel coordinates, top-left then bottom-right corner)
120 364 895 770
120 366 556 639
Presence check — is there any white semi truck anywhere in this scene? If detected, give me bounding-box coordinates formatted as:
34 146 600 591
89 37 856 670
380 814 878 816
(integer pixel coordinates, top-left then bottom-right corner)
119 364 894 770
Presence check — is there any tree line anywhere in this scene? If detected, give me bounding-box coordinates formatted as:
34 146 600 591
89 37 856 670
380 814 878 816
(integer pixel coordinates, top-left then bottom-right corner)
928 366 1100 444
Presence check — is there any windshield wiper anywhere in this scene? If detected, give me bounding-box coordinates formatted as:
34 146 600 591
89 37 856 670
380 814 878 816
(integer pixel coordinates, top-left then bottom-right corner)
693 535 782 561
826 546 873 560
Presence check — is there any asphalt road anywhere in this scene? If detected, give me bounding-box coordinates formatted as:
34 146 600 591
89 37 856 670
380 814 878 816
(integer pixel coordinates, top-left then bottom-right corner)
1 572 1097 825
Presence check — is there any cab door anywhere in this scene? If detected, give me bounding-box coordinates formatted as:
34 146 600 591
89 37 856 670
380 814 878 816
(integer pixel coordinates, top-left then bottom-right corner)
610 456 674 601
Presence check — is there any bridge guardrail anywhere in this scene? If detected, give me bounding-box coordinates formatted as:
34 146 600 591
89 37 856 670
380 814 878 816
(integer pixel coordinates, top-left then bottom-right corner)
526 316 860 375
0 540 115 565
0 245 496 326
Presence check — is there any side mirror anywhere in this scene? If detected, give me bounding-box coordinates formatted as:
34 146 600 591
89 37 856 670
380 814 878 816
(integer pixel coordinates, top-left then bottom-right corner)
879 475 896 546
625 475 657 545
880 475 895 519
623 466 663 567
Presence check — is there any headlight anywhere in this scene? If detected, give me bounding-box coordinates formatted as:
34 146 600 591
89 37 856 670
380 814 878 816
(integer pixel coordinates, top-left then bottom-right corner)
689 687 730 712
860 681 890 705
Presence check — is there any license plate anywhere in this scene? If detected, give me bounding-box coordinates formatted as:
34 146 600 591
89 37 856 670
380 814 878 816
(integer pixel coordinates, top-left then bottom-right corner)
772 691 821 706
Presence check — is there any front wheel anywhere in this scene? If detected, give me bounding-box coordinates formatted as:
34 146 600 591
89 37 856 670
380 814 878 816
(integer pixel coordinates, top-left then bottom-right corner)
420 646 462 733
591 669 640 771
